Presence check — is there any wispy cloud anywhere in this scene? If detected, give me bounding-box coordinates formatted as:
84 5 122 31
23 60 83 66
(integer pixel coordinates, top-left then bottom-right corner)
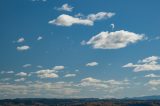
56 3 73 12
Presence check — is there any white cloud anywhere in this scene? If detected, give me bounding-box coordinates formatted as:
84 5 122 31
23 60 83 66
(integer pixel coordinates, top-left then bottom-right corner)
84 30 145 49
23 64 32 68
87 12 115 21
16 72 27 77
49 14 93 26
56 3 73 12
86 62 98 67
17 45 30 51
17 37 24 43
36 69 58 78
49 12 115 27
64 74 76 77
37 36 43 40
80 77 129 93
145 74 160 78
14 78 26 82
123 56 160 72
53 65 65 71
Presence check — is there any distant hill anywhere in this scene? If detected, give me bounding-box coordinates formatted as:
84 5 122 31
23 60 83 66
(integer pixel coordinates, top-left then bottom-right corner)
125 95 160 100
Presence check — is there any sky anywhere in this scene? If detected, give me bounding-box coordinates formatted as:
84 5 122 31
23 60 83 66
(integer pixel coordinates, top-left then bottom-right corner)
0 0 160 99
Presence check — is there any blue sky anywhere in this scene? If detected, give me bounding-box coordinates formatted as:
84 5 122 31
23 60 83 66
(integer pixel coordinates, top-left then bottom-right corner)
0 0 160 99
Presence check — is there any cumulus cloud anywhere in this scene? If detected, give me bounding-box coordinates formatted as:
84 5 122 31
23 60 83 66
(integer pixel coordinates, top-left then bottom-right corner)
84 30 145 49
64 74 76 77
49 12 115 27
49 14 93 26
17 37 24 43
123 56 160 72
37 36 43 40
56 3 73 12
86 62 98 67
16 72 27 77
23 64 32 68
17 45 30 51
145 74 160 78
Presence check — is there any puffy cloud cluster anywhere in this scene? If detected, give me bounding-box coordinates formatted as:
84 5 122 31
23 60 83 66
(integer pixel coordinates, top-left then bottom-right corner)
80 77 129 93
84 30 144 49
123 56 160 72
49 12 115 26
35 65 65 78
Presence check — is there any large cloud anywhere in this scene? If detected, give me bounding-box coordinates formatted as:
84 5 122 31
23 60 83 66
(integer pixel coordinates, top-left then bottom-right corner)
49 12 115 26
84 30 144 49
123 56 160 72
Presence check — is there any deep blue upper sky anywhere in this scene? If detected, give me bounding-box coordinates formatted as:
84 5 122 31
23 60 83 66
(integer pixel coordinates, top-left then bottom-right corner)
0 0 160 99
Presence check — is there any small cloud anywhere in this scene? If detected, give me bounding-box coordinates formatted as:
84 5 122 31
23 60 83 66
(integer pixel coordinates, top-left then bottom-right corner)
80 40 86 45
14 78 26 82
23 64 32 68
17 37 24 43
31 0 47 2
53 66 65 71
64 74 76 78
111 23 115 29
1 78 11 81
145 73 160 78
17 45 30 51
37 36 43 40
86 62 98 67
36 69 58 78
7 71 14 74
56 3 73 12
37 65 43 68
16 72 28 77
0 71 14 74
